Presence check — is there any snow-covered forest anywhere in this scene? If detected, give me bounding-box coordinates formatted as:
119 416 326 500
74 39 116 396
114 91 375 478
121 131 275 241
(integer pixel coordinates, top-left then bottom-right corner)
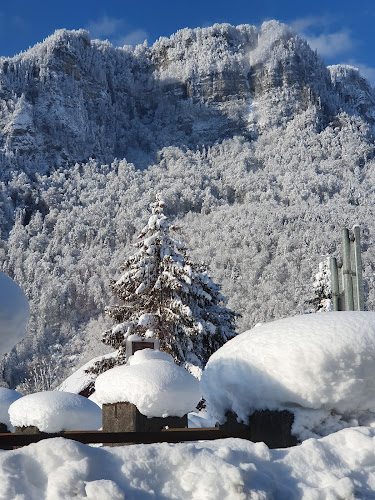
1 20 375 389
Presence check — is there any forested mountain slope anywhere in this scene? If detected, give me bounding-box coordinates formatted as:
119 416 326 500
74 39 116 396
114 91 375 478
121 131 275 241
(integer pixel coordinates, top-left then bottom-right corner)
1 21 375 389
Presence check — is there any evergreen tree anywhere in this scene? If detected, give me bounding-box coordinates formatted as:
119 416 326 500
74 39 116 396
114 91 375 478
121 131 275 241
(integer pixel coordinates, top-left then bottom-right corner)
310 258 333 312
90 194 238 374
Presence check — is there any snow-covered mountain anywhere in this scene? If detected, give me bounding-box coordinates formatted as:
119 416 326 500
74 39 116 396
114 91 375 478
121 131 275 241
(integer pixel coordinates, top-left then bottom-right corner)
1 21 375 390
1 21 374 176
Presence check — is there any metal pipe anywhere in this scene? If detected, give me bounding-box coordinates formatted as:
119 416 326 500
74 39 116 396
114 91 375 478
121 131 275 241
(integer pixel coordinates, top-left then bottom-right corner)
353 225 364 310
330 257 339 311
342 228 354 311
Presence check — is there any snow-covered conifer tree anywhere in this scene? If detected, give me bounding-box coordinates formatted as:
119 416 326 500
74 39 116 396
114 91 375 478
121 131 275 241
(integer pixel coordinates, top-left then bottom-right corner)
310 258 333 312
90 194 237 374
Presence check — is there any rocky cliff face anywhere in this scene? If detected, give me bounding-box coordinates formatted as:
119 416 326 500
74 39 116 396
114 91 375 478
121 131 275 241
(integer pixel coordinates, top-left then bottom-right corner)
0 21 373 178
329 64 375 126
0 30 147 174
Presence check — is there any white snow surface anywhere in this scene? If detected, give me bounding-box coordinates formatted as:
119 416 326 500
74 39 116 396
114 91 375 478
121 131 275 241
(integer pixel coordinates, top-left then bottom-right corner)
95 349 201 417
0 272 29 357
8 391 101 433
0 388 22 430
201 312 375 437
2 427 375 498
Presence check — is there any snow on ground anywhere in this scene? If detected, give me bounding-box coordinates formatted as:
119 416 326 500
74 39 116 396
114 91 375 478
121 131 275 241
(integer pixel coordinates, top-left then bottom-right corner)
95 349 201 417
9 391 101 433
0 388 22 431
1 427 375 499
0 272 29 357
201 312 375 439
4 312 375 497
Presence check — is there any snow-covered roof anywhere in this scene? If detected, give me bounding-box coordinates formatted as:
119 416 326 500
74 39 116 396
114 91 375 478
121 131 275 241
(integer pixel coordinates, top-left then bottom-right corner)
8 391 101 433
0 387 23 430
201 312 375 439
0 272 29 357
128 348 173 365
95 349 201 417
57 351 117 395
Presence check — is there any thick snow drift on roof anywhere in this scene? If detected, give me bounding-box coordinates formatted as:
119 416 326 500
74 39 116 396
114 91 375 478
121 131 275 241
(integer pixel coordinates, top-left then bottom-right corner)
0 388 22 430
1 427 375 498
95 349 201 417
201 312 375 434
127 348 174 365
0 272 29 357
9 391 101 433
58 351 117 394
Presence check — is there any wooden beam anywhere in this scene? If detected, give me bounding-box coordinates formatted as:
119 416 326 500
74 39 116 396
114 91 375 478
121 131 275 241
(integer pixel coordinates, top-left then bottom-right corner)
0 428 249 448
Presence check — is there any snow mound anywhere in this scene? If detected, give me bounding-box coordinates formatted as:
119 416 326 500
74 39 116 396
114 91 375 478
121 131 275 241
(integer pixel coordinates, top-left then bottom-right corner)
0 272 29 357
95 350 201 417
9 391 101 433
201 312 375 426
0 388 23 430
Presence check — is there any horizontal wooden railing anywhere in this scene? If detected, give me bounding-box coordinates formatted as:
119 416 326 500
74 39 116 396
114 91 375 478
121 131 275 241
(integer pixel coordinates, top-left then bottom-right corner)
0 427 249 449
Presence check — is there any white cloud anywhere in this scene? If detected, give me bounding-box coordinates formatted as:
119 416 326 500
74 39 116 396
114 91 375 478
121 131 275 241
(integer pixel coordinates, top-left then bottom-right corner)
85 16 148 47
115 30 148 47
86 16 123 39
0 12 27 32
290 16 356 59
306 31 353 58
291 16 331 33
10 15 25 28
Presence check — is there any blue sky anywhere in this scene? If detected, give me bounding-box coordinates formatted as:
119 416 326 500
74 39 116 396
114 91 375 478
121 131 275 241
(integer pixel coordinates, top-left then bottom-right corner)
1 0 375 84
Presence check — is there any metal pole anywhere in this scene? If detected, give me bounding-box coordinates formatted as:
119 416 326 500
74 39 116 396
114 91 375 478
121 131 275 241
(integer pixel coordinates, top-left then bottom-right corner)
330 257 339 311
342 228 354 311
353 225 364 310
350 232 358 309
